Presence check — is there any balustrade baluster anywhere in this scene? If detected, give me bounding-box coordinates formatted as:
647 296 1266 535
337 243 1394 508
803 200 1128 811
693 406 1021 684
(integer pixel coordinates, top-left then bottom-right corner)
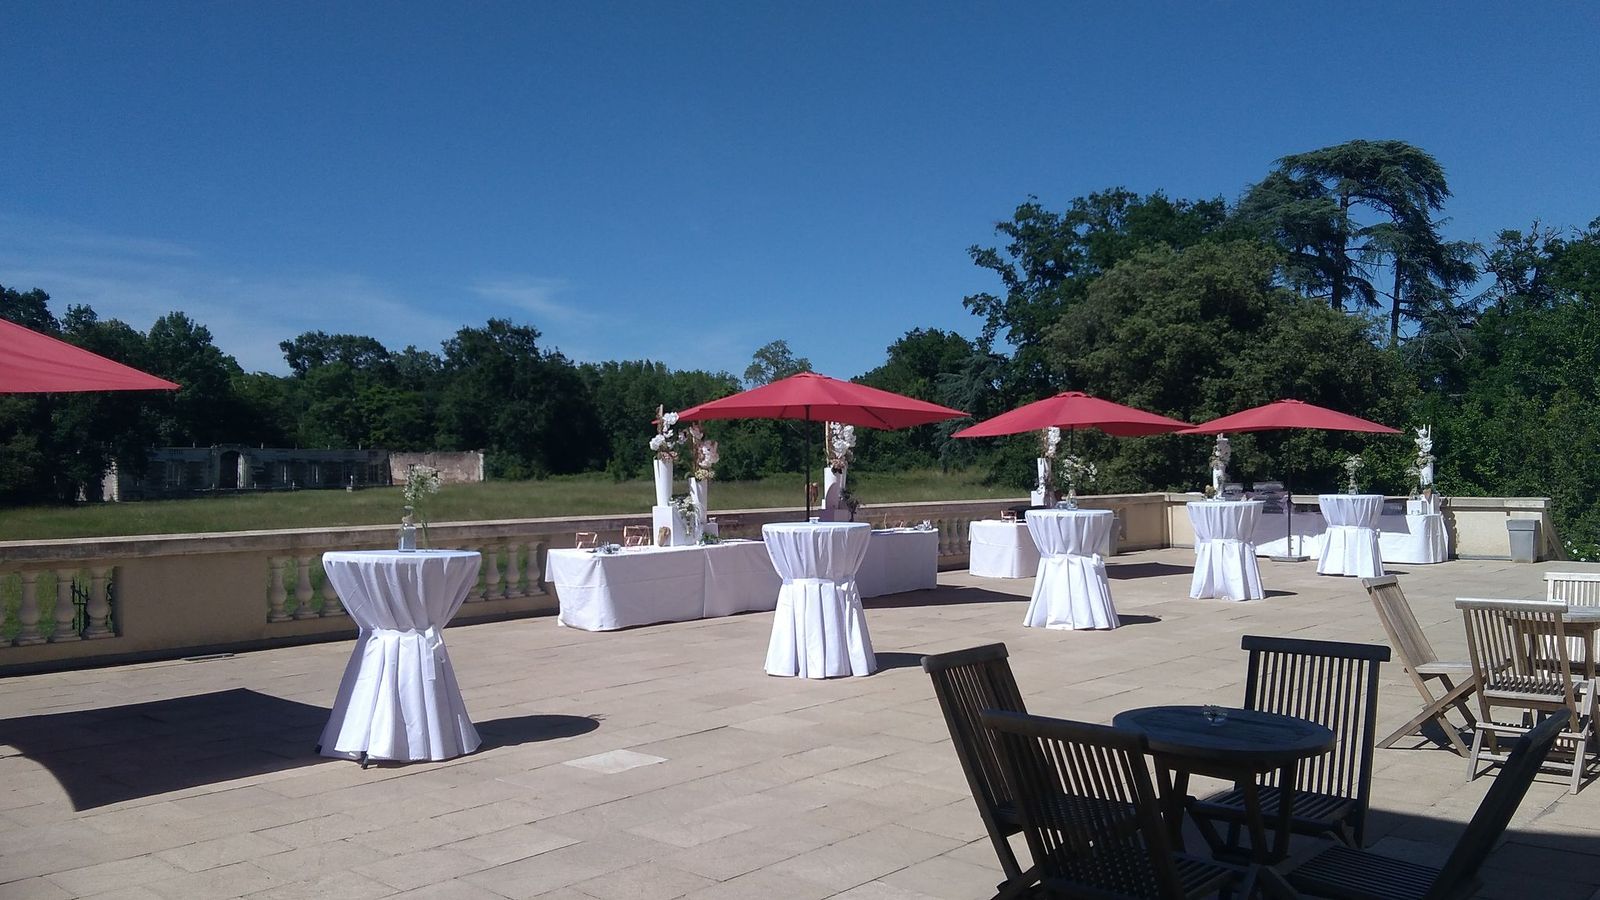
268 557 292 622
52 569 81 642
465 546 486 602
503 542 521 598
484 546 503 601
84 566 113 639
320 567 344 617
15 570 45 646
293 556 318 619
529 540 547 594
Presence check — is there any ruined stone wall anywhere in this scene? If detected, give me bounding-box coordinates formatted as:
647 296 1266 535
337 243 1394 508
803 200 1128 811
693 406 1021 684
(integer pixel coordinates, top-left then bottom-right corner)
388 451 485 485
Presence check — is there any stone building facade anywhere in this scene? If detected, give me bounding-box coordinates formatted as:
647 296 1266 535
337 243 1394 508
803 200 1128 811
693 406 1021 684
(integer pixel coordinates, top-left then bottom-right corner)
101 446 392 501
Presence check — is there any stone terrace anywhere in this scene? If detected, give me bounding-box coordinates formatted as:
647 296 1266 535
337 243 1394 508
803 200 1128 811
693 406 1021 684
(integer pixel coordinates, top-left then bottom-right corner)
3 550 1600 900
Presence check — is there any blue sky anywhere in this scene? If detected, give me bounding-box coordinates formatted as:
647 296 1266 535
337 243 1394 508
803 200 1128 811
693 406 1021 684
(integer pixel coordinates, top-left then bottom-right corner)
2 3 1596 377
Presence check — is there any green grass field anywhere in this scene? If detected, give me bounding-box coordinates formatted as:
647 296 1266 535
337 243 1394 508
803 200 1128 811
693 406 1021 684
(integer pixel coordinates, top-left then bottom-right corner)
0 469 1023 541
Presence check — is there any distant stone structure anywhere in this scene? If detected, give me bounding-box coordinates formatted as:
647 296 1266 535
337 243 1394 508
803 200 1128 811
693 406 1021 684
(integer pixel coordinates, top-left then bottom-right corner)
101 446 391 501
387 451 485 485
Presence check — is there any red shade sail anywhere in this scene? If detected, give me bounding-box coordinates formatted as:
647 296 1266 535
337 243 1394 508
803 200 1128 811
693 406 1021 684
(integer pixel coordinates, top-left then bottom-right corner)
952 391 1190 438
676 371 966 429
1179 399 1400 435
1 319 180 394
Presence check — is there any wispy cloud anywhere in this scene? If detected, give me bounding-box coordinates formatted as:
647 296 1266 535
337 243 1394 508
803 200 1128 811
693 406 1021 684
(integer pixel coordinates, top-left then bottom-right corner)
0 215 471 373
468 277 595 325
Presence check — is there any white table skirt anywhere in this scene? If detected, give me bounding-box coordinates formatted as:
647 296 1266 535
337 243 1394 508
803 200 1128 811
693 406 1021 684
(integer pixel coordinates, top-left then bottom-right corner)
857 528 939 596
968 520 1041 579
1317 494 1385 578
1024 510 1119 630
1187 501 1265 601
544 540 779 631
1249 508 1450 565
763 522 875 678
319 550 483 763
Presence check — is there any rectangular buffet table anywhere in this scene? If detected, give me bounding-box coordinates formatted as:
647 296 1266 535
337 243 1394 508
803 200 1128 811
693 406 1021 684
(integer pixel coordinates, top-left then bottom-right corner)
856 527 940 597
545 540 781 631
1248 505 1449 565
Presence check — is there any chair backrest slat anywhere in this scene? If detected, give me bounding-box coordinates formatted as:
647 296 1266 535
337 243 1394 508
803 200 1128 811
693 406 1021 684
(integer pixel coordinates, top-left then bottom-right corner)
921 645 1027 838
1456 598 1575 710
1546 572 1600 607
1240 635 1388 838
1428 714 1566 899
1363 576 1441 669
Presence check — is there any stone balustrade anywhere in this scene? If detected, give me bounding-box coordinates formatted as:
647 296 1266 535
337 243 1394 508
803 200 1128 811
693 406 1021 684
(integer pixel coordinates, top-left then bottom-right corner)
0 492 1554 674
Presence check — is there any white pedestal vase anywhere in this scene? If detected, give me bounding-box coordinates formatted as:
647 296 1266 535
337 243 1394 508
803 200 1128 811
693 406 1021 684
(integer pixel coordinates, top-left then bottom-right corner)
1031 458 1053 507
652 458 673 508
819 468 850 521
688 478 709 542
652 505 687 547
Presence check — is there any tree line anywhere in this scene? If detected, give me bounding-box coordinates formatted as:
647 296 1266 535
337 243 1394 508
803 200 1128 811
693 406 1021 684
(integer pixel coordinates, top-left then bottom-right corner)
3 139 1598 549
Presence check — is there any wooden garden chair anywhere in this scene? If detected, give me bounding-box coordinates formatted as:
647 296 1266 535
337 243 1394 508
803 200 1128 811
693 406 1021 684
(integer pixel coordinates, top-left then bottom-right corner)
1285 713 1565 899
921 644 1035 898
1189 635 1389 851
980 709 1255 900
1363 576 1478 756
1456 597 1596 793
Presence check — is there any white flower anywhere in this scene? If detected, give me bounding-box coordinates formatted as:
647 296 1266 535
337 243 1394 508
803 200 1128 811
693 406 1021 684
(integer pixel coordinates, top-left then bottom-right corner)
1043 427 1061 458
649 434 668 452
662 411 679 429
697 441 719 467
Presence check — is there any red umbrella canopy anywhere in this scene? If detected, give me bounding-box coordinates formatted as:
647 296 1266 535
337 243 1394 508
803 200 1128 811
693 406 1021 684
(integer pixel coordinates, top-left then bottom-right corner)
1180 399 1400 435
952 391 1190 438
676 371 965 429
1 318 180 394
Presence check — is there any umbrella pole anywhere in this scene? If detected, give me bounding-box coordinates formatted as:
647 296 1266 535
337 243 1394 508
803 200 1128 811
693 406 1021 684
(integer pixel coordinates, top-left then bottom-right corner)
1272 469 1309 562
804 408 812 520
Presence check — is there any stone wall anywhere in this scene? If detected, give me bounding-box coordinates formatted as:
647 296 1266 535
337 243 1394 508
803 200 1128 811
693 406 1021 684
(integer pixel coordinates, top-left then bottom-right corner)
388 451 485 485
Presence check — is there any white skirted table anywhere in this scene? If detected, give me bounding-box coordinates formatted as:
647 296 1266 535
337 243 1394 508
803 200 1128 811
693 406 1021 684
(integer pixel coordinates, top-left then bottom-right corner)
967 520 1042 579
1317 494 1385 578
1023 509 1119 630
544 540 780 630
857 527 939 597
1187 500 1265 601
762 522 876 678
318 549 482 765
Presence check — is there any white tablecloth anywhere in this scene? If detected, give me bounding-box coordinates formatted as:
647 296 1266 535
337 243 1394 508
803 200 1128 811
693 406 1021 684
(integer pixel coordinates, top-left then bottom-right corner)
318 550 482 762
1249 507 1450 565
1187 500 1265 601
1317 494 1385 578
544 540 780 631
1023 510 1119 630
857 528 939 596
762 522 876 678
968 520 1041 579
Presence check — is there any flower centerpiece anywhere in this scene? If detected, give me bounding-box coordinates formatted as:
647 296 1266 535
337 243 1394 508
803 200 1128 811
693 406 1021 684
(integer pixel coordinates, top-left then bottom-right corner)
686 424 717 534
1343 453 1365 494
400 464 441 549
1409 426 1435 497
1035 426 1061 503
669 490 700 542
823 422 855 512
1208 435 1231 494
1058 454 1097 507
650 406 681 508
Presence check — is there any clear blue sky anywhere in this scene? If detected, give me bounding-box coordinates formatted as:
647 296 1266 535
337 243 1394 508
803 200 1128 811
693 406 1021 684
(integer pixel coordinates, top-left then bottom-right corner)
2 3 1596 377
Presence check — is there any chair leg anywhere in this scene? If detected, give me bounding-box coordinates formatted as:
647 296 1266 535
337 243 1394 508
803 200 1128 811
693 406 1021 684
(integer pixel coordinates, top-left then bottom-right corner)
1570 733 1584 794
1467 726 1486 780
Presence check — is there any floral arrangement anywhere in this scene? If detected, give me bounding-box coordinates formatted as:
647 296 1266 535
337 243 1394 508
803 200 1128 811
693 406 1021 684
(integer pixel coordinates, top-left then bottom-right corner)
1209 435 1231 473
402 464 442 542
1041 426 1061 459
688 425 719 481
1408 426 1435 493
669 491 698 526
1343 453 1365 494
840 488 862 520
649 407 682 462
1059 454 1098 493
827 422 856 474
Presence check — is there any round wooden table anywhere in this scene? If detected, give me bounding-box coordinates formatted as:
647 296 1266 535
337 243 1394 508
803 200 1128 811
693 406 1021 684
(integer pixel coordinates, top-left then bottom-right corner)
1113 705 1334 862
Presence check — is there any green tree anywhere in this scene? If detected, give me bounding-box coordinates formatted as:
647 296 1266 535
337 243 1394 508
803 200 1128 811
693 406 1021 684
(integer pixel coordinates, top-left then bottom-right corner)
143 311 247 445
854 328 975 471
742 339 810 387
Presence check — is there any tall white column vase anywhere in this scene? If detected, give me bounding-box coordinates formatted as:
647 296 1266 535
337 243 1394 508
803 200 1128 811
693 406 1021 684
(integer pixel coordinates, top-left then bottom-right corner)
1031 458 1053 507
651 505 685 546
819 467 850 521
652 457 672 508
689 478 709 541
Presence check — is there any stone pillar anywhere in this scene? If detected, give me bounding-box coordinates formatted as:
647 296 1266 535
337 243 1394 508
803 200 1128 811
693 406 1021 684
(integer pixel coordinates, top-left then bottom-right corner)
84 566 114 638
503 544 522 598
293 556 318 619
320 570 344 617
15 570 45 646
268 557 292 622
51 569 81 642
484 547 502 601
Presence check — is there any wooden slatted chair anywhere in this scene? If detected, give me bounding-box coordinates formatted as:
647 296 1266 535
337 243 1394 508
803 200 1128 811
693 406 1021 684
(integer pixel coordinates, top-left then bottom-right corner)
980 709 1252 900
921 644 1034 897
1286 713 1565 900
1546 572 1600 668
1456 597 1596 793
1189 635 1389 852
1363 576 1478 756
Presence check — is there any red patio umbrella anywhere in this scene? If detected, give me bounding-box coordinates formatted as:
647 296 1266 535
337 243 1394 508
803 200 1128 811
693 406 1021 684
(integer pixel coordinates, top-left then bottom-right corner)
1 318 180 393
1181 399 1400 559
677 372 967 517
952 391 1191 438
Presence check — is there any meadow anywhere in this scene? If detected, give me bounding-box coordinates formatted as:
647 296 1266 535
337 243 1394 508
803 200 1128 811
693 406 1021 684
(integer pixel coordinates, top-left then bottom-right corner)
0 468 1021 541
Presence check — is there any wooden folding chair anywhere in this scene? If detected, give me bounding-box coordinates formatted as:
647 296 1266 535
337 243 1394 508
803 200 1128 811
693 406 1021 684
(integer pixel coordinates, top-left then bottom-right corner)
920 644 1033 898
1286 714 1565 899
1364 576 1478 756
981 709 1252 900
1457 597 1596 793
1189 635 1389 850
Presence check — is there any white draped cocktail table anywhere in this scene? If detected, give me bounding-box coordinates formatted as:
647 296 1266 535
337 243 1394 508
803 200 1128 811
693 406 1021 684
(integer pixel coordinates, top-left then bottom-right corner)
318 549 482 764
1187 500 1265 601
1024 509 1119 630
1317 494 1385 578
967 520 1041 579
762 522 876 678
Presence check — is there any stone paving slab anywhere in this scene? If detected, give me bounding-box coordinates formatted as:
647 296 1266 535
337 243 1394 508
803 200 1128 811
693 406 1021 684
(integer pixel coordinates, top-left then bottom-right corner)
4 550 1600 899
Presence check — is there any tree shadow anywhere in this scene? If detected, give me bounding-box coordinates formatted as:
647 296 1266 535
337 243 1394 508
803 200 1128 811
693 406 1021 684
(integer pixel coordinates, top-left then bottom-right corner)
1107 562 1193 580
475 713 600 749
0 688 331 810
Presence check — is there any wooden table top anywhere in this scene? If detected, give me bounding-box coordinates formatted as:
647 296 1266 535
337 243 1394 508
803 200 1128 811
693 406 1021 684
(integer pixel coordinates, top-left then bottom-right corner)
1113 705 1334 768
